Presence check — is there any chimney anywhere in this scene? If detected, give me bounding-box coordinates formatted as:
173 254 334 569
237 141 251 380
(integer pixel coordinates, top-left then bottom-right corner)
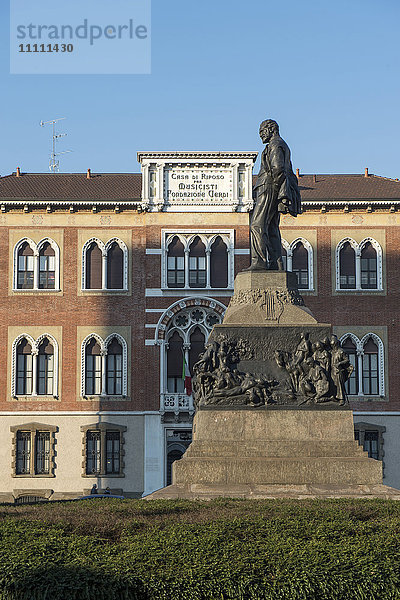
296 168 300 179
86 168 91 179
365 167 369 178
16 167 21 177
313 174 317 183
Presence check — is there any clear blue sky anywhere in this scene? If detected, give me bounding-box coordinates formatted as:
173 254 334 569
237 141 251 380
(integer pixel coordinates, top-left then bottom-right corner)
1 0 399 177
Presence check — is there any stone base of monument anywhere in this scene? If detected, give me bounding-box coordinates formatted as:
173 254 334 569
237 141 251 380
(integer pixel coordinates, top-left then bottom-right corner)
145 270 400 500
146 408 400 499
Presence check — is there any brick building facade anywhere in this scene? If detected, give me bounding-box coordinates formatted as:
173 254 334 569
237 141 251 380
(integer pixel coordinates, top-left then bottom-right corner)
0 152 399 501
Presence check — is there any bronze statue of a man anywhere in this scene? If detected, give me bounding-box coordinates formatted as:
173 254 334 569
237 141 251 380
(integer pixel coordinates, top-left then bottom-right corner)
248 119 301 271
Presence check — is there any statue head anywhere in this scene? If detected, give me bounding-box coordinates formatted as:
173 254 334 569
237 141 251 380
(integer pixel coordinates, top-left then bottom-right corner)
259 119 279 143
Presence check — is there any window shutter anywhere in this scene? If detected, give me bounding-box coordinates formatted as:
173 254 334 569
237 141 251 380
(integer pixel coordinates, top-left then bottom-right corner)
107 242 124 289
210 236 228 288
86 243 102 289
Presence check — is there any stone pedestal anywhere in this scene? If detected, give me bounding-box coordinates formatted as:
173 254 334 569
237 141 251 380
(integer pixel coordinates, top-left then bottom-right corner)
148 408 400 499
145 270 400 500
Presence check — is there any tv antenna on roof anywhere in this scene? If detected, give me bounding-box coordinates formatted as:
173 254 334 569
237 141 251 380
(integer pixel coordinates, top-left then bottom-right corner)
40 117 72 173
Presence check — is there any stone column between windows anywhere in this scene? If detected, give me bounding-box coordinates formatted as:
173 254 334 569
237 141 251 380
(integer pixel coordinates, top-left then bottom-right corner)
286 250 293 272
184 248 189 288
101 251 107 290
31 349 38 396
101 349 107 396
357 350 364 396
206 249 211 289
355 248 362 290
33 252 39 290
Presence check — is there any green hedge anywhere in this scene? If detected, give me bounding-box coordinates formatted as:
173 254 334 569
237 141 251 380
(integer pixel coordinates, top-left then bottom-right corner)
0 498 400 599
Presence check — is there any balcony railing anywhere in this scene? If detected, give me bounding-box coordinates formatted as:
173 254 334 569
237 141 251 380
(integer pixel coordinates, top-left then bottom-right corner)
160 393 195 417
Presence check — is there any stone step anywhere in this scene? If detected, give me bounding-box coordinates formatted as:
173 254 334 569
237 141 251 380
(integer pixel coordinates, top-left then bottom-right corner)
185 440 365 458
144 483 400 500
173 455 382 486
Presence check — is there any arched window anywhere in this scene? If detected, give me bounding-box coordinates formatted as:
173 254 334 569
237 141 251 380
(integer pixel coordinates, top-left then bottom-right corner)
85 338 102 395
189 237 206 288
167 236 185 288
39 242 55 289
339 242 356 289
340 333 384 397
361 242 377 290
85 242 103 290
106 337 123 395
167 331 184 393
37 338 54 396
292 242 309 289
189 327 205 374
362 337 379 396
107 242 124 290
17 242 34 289
342 337 358 395
210 236 228 288
16 339 33 395
82 334 127 397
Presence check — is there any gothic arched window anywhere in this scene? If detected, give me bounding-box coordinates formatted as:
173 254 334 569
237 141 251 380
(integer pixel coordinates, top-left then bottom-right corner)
210 236 228 288
362 337 379 396
167 331 184 393
167 236 185 288
85 338 102 395
85 242 102 290
361 242 377 290
342 337 358 396
106 337 123 395
107 242 124 290
39 242 55 289
189 237 206 288
16 339 33 395
292 242 309 289
339 242 356 289
37 337 54 396
17 242 34 289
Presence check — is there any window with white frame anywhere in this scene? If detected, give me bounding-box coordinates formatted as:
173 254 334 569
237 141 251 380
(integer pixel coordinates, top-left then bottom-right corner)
14 238 60 291
12 334 58 398
163 231 233 289
336 238 382 291
354 422 385 464
81 334 127 397
281 238 314 290
82 238 128 291
340 333 384 397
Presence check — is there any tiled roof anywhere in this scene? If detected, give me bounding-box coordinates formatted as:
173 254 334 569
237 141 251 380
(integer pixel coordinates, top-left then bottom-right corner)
296 174 400 201
0 173 142 201
252 174 400 201
0 171 399 202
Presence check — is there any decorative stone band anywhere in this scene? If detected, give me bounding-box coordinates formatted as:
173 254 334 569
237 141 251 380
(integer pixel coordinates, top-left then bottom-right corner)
229 288 304 322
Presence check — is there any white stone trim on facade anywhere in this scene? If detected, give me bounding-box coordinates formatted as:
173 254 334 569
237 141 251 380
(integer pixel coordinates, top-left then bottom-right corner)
281 237 314 291
11 333 59 398
340 332 385 397
335 237 383 291
80 333 128 398
81 237 128 291
13 237 61 292
161 229 235 290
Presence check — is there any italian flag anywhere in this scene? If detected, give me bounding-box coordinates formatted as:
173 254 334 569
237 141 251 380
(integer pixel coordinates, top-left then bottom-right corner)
182 354 192 396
